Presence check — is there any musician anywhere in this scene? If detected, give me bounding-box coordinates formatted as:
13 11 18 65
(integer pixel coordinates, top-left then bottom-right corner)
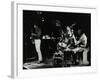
57 26 76 65
31 24 43 63
60 26 76 51
73 29 89 65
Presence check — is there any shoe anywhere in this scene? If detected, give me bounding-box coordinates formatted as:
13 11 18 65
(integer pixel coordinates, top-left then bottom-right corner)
83 61 89 65
37 61 43 64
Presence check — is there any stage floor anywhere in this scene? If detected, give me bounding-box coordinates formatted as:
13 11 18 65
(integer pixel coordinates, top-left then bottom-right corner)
23 58 89 69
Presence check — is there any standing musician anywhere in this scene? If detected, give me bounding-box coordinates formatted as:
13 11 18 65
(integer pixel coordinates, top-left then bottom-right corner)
30 24 43 63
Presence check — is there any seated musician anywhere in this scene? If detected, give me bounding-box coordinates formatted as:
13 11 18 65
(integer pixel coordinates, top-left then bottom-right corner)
57 26 76 65
73 29 89 65
60 26 77 51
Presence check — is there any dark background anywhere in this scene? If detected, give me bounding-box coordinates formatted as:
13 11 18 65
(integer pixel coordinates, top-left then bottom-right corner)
23 10 91 64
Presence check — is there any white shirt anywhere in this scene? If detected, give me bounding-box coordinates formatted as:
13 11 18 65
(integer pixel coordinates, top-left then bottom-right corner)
77 33 87 47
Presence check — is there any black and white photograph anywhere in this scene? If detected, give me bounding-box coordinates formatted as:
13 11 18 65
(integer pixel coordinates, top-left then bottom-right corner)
23 10 91 69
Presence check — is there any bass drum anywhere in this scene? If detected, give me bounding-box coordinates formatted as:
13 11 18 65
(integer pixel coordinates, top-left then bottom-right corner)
52 51 64 67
